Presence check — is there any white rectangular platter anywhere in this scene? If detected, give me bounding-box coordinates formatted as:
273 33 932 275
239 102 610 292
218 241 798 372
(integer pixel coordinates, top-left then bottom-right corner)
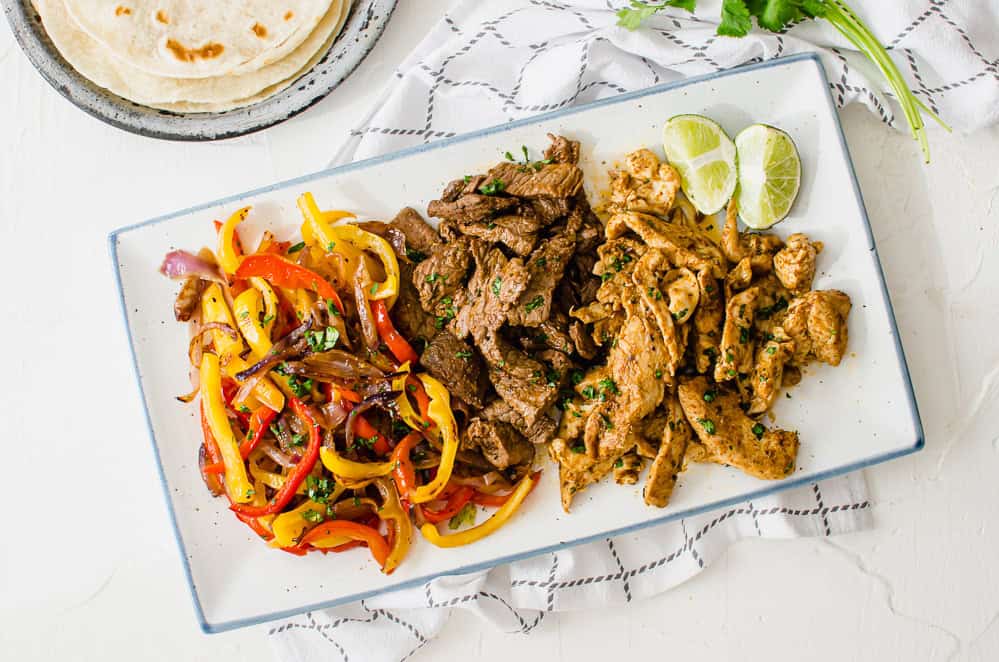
110 53 922 633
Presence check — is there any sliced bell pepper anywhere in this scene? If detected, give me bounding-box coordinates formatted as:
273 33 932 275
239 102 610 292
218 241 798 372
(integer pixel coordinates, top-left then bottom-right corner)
200 353 254 503
407 374 459 504
269 490 345 549
231 397 320 517
217 206 250 275
329 223 399 307
204 405 277 474
201 282 284 412
234 254 343 314
390 432 421 499
247 458 308 494
420 486 475 524
319 446 395 480
353 414 391 455
372 478 412 574
391 363 430 434
372 299 419 364
296 520 390 568
297 192 399 306
420 472 540 548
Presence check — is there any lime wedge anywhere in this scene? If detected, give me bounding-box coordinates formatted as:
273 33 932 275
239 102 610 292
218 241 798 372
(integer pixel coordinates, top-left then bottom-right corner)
735 124 801 229
662 114 738 215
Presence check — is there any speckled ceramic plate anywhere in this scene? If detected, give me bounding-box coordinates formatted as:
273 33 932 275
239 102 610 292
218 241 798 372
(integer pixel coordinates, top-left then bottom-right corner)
110 54 922 633
2 0 397 140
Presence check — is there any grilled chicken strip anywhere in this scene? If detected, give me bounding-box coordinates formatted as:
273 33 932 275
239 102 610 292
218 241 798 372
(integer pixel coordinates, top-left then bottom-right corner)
678 376 799 480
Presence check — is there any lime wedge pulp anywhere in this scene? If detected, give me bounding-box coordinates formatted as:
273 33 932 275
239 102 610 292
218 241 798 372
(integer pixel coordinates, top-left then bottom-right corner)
662 114 738 215
734 124 801 230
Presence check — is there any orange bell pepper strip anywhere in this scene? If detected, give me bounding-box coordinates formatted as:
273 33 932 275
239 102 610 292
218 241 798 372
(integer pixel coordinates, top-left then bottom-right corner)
372 299 419 365
234 253 343 314
390 432 421 499
295 520 391 568
230 397 320 517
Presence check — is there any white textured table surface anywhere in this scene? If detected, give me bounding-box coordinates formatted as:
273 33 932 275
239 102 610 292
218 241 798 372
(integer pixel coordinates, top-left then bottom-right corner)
2 3 998 661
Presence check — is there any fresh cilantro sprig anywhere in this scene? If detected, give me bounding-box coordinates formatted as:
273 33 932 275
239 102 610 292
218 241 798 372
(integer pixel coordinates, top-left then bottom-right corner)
615 0 696 30
617 0 950 162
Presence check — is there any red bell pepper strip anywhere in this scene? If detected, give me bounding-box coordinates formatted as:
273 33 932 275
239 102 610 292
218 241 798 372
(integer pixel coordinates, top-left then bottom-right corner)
371 299 419 364
391 432 421 499
204 405 277 474
236 513 274 540
230 397 320 517
353 414 391 455
420 486 475 524
234 254 344 314
471 472 542 507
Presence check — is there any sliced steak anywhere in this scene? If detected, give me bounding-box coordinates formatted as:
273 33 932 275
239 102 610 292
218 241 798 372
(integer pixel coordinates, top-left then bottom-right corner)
440 175 487 203
388 207 441 258
456 214 539 256
480 399 557 445
507 231 576 327
393 262 439 343
529 198 572 225
451 245 531 341
419 331 488 408
464 418 535 470
413 237 473 314
485 162 583 200
427 193 517 225
478 332 558 428
543 133 580 165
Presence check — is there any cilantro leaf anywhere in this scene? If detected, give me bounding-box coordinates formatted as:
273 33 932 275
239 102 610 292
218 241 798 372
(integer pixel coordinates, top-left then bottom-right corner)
717 0 752 36
616 0 696 31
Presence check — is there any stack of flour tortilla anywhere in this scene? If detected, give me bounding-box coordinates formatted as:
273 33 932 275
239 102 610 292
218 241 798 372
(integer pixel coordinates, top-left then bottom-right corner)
35 0 351 112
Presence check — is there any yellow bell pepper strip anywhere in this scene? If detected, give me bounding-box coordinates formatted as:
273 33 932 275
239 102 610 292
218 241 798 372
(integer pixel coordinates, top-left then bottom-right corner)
391 363 427 434
200 353 255 503
372 477 412 574
407 374 459 504
269 488 346 548
419 472 540 548
297 192 399 306
234 253 344 315
204 405 277 474
233 288 270 357
248 459 307 494
231 397 321 517
329 223 400 307
217 206 251 275
297 192 352 252
232 288 301 401
372 299 419 364
319 445 395 481
201 282 285 412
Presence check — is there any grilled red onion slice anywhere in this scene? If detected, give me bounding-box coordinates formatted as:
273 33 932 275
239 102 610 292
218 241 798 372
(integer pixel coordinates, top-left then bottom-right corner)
235 318 312 382
160 250 226 283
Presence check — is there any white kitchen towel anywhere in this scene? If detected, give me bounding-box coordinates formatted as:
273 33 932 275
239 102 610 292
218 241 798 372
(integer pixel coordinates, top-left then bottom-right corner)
270 2 996 660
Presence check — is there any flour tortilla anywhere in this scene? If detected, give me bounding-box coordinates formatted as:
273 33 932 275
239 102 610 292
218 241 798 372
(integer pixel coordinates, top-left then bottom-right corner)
150 1 349 113
63 0 333 79
38 0 348 109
